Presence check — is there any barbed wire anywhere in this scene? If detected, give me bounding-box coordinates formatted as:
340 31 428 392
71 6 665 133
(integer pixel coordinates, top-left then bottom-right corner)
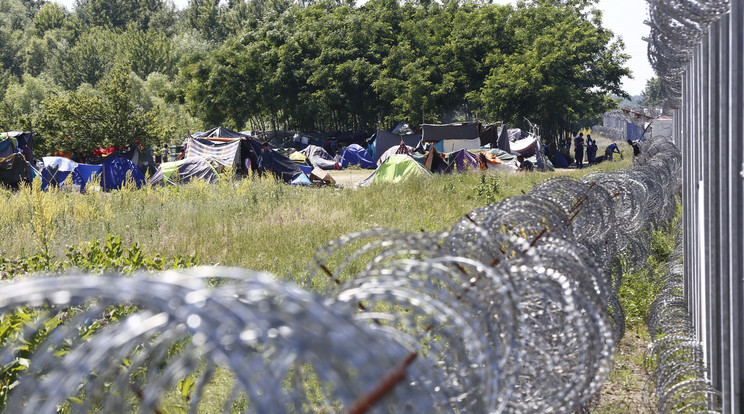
0 137 682 413
645 0 730 108
644 229 722 413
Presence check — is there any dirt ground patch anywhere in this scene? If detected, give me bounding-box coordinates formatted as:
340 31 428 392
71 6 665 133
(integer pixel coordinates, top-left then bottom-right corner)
590 327 655 413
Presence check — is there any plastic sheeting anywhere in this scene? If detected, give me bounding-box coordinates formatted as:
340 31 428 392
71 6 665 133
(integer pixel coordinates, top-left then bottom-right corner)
149 157 219 186
340 144 375 169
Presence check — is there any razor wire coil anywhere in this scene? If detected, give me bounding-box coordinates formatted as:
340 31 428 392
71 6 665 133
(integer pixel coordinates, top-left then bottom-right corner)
0 136 683 413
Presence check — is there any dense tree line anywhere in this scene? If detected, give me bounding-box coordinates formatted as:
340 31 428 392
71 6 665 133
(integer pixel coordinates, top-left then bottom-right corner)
0 0 629 156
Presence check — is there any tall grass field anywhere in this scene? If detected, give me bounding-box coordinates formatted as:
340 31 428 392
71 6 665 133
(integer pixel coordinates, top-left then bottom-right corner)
1 159 630 282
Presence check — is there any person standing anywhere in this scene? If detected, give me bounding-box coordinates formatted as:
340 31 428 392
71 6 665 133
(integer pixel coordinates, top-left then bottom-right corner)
259 142 274 175
573 132 585 168
586 134 597 164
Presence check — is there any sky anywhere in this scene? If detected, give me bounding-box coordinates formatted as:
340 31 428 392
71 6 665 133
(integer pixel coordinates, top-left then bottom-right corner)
53 0 654 95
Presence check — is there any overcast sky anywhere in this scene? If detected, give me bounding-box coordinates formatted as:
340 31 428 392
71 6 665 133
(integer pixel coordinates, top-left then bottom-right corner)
52 0 654 95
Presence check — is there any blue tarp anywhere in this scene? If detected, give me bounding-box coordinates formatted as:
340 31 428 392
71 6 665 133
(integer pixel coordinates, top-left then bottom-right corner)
291 172 312 186
298 164 313 175
72 164 103 191
340 144 376 169
101 157 145 190
41 170 72 190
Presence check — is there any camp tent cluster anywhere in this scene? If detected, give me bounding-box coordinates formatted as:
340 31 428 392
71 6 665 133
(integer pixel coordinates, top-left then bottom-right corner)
1 121 553 190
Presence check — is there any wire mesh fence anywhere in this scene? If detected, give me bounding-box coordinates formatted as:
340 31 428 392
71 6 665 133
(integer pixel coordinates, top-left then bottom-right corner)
0 136 683 413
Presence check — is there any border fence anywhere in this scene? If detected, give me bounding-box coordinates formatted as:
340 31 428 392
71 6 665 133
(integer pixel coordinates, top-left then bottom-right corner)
646 0 744 411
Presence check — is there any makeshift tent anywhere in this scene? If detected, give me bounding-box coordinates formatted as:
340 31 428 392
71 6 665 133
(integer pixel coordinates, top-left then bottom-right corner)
266 150 303 183
291 173 312 186
149 157 219 186
0 132 33 162
41 156 78 190
360 154 431 186
193 126 247 140
0 154 28 189
495 125 511 153
0 137 15 158
289 151 308 164
434 138 481 153
510 136 538 157
423 147 450 173
422 123 479 142
340 144 375 169
478 123 499 148
185 137 242 169
449 149 479 172
368 130 421 163
377 144 415 166
100 157 146 190
300 145 337 170
71 164 103 191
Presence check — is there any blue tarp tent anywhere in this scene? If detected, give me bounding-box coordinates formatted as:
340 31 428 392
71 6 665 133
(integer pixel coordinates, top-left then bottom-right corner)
72 164 103 191
101 157 145 190
291 172 312 186
340 144 376 169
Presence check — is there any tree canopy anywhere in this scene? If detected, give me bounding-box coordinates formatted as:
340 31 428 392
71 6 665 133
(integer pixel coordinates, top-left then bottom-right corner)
0 0 630 156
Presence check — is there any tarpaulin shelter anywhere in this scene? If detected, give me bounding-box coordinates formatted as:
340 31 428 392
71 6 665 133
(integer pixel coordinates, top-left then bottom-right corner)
291 172 312 186
478 123 499 148
0 132 33 162
187 126 248 169
41 157 108 191
266 150 303 183
423 147 450 173
423 123 481 153
149 157 219 186
0 154 28 189
361 154 431 185
41 156 78 190
495 125 511 153
510 136 538 157
368 130 421 163
340 144 375 169
448 149 479 172
100 157 145 190
300 145 337 170
377 144 415 166
188 127 264 174
72 164 103 191
185 137 242 169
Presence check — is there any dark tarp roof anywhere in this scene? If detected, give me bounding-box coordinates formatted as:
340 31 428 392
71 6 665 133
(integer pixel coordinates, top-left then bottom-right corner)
267 150 303 182
150 157 219 186
422 123 479 142
423 147 450 174
0 131 33 162
193 126 247 139
479 123 498 148
0 153 27 189
496 124 511 153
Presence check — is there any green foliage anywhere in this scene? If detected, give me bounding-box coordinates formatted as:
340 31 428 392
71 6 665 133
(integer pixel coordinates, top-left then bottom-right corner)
37 65 165 155
75 0 165 30
476 0 629 147
3 0 631 157
640 77 665 108
473 174 501 204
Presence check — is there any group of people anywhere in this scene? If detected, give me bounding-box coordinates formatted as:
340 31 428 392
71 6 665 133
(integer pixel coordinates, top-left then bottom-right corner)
569 132 639 168
572 132 600 168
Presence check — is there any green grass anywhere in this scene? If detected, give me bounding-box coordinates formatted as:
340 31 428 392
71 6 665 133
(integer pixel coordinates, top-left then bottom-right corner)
0 159 630 285
0 159 635 413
